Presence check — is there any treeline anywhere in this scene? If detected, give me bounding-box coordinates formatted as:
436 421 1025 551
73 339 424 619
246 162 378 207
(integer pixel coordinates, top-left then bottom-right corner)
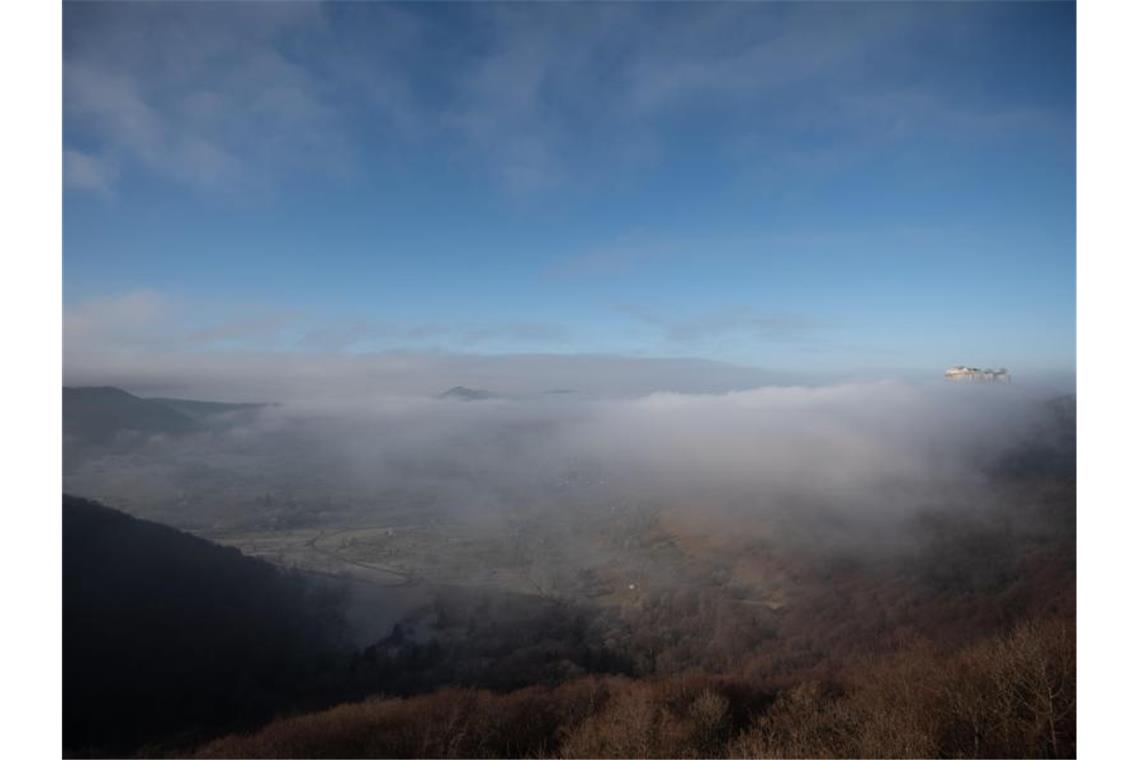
195 618 1075 759
348 588 635 696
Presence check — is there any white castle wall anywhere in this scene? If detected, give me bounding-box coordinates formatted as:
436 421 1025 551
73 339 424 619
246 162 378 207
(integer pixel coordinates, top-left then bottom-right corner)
944 366 1011 382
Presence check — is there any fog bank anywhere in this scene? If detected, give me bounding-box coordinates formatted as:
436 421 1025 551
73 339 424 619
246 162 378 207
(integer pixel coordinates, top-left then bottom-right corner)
64 379 1071 549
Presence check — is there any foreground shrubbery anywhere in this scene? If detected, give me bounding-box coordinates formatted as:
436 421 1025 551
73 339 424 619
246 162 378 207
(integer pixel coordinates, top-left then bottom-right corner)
727 620 1075 759
195 618 1074 759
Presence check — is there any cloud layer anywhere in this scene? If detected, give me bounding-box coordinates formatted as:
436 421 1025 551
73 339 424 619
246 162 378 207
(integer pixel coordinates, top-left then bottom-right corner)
64 2 1064 195
65 376 1065 559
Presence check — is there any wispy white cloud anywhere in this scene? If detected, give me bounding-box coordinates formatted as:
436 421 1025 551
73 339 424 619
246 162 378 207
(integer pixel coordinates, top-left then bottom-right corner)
63 2 1071 196
63 2 348 194
64 291 300 351
618 306 832 345
543 230 683 281
434 2 1039 192
62 292 810 400
64 291 572 360
296 317 571 352
63 148 117 195
64 290 168 347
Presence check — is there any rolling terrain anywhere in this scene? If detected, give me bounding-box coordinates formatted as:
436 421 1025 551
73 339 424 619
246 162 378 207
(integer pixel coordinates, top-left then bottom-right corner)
61 386 1076 757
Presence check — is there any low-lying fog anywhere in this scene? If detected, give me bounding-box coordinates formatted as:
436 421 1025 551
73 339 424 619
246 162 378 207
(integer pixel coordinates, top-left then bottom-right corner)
64 379 1071 541
63 373 1075 649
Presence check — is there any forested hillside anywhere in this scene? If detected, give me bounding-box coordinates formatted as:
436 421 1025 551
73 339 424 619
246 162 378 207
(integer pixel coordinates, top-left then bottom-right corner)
197 619 1074 759
63 496 347 756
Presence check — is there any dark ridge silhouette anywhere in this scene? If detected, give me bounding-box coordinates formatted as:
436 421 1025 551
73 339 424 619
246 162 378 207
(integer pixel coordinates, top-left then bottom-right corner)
63 386 266 445
63 495 349 756
63 386 198 444
145 396 271 419
438 385 496 401
61 496 631 756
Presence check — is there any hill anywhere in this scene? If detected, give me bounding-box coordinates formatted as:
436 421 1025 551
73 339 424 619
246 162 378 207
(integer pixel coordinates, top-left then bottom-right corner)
63 386 266 445
64 465 1075 757
63 386 198 444
62 387 270 475
438 386 496 401
63 495 349 756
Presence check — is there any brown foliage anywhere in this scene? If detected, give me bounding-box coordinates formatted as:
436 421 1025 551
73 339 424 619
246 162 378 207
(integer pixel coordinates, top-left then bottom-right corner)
728 618 1076 759
195 677 612 759
560 682 737 759
196 619 1073 759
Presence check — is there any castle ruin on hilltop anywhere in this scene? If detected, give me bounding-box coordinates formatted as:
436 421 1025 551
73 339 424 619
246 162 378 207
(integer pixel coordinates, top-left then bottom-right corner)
944 366 1011 382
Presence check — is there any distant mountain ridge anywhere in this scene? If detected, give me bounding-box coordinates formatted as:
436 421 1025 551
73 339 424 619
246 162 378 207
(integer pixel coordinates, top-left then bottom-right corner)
63 386 268 445
438 385 496 401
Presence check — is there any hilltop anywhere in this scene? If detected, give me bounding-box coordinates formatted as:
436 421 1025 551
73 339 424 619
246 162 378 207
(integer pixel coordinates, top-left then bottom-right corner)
438 386 496 401
63 386 267 445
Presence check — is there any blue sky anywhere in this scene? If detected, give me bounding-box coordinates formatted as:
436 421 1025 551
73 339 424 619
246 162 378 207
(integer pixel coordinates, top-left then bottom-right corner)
63 1 1075 387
